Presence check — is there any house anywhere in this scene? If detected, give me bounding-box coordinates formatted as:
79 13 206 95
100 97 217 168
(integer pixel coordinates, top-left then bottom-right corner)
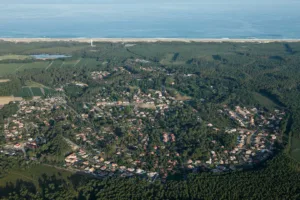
27 141 37 149
89 167 95 173
206 158 212 165
187 159 193 164
136 168 145 174
65 153 78 164
163 133 169 143
147 172 158 178
127 168 135 172
83 161 89 166
119 166 127 172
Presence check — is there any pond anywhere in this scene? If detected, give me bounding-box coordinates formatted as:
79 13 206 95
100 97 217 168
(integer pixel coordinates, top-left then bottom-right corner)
31 54 71 60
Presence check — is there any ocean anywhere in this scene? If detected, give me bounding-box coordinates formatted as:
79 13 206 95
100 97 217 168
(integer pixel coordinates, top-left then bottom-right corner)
0 1 300 39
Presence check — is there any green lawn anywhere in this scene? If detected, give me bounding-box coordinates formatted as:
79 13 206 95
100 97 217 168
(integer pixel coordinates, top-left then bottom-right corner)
0 62 48 75
253 92 279 109
0 164 73 189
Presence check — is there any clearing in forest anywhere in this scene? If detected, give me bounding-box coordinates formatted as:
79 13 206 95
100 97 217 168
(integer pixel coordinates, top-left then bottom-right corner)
25 80 51 89
0 55 32 60
252 92 279 109
137 103 156 109
0 96 22 105
175 93 191 101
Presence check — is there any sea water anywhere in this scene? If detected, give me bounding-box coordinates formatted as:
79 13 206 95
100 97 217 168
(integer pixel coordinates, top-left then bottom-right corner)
0 1 299 39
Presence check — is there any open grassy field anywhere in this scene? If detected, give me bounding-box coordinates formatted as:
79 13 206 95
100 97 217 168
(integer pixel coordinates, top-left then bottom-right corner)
253 92 279 109
175 93 192 101
0 57 101 75
25 80 48 88
20 46 86 55
14 87 49 97
0 62 50 75
0 54 32 61
290 136 300 161
0 164 74 190
0 96 22 105
0 63 24 75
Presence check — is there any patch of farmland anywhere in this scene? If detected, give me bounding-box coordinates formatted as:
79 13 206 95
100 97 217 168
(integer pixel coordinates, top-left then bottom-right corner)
43 88 56 96
25 80 48 88
21 46 86 55
0 63 23 75
21 62 50 71
15 87 45 97
0 54 32 60
15 87 33 97
0 96 22 105
30 87 44 96
61 58 100 69
0 61 51 75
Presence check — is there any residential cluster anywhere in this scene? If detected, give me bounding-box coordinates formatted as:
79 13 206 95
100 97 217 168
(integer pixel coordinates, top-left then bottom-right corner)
91 71 111 80
63 89 184 179
2 97 66 142
0 89 285 179
1 97 66 156
202 106 285 172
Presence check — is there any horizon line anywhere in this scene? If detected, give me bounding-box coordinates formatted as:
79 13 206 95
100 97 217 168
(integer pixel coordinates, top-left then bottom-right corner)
1 38 300 43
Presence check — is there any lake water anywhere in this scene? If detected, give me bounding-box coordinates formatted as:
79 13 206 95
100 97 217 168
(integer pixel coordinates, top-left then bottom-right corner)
31 54 71 59
0 1 300 39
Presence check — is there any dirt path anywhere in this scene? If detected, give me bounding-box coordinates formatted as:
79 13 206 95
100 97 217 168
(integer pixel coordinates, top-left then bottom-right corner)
15 64 24 72
45 61 53 70
40 87 45 96
28 87 34 96
59 61 65 68
73 59 81 67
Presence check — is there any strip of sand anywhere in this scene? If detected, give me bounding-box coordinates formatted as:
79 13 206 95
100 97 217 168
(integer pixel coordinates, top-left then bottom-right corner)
0 96 22 105
1 38 300 43
0 79 10 83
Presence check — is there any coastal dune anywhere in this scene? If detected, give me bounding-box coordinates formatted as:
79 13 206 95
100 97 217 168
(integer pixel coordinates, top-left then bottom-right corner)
1 38 300 43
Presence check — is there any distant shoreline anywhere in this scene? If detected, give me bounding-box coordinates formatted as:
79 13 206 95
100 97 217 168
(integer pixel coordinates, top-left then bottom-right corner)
1 38 300 43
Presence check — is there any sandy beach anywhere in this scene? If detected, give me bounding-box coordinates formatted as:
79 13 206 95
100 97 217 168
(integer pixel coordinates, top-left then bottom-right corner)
1 38 300 43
